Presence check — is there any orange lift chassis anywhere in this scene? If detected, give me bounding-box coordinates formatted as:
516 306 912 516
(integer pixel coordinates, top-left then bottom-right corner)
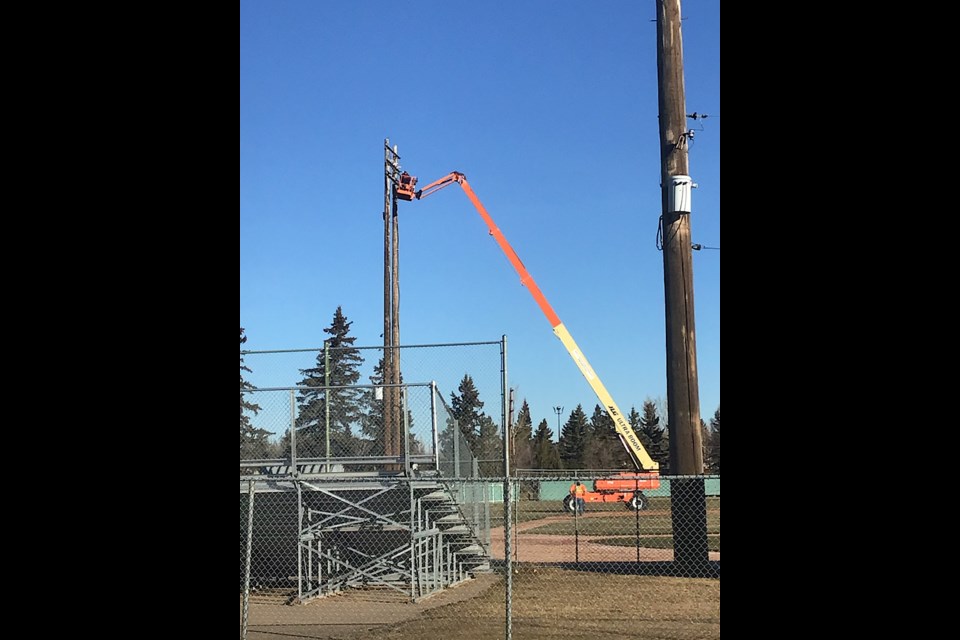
397 171 660 511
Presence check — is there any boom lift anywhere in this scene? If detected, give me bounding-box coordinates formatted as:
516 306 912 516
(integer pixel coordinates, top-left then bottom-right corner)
397 171 660 511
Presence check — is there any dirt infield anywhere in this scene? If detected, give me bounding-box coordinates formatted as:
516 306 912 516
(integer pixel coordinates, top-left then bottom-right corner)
491 512 721 564
242 567 719 640
242 574 501 640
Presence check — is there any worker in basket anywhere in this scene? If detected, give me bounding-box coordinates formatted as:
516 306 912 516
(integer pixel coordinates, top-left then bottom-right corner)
570 481 587 515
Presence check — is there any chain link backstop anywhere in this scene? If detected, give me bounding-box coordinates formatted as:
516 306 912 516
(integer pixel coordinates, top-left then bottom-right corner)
240 341 718 639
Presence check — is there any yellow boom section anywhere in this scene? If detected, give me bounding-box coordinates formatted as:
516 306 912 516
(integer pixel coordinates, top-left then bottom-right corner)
553 324 659 471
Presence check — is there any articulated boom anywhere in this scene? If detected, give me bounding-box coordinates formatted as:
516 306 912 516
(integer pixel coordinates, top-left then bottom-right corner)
396 170 659 474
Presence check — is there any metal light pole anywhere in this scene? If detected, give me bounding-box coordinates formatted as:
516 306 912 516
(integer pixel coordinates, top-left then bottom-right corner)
553 406 563 434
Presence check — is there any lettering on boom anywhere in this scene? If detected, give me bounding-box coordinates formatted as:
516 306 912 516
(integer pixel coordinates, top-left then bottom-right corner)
571 350 596 381
622 428 642 449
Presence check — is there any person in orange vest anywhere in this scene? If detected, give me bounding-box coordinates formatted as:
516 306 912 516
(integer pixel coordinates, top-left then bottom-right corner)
570 481 586 515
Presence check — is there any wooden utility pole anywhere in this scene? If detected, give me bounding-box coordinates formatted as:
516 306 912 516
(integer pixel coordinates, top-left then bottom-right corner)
383 140 399 464
391 165 402 464
655 0 710 574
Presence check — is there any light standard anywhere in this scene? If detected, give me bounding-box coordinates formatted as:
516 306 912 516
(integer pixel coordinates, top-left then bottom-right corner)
553 406 564 434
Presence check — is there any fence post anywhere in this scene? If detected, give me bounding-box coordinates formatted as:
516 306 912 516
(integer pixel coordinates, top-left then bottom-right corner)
406 393 416 600
454 420 461 478
289 390 297 472
470 457 478 540
297 480 303 601
636 476 641 564
324 341 330 471
241 479 256 640
514 481 520 563
501 335 512 640
431 382 439 470
574 498 580 565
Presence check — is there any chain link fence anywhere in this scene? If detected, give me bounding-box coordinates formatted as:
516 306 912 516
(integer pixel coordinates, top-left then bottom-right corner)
241 341 505 414
240 473 719 640
241 341 506 472
239 383 442 468
240 341 718 638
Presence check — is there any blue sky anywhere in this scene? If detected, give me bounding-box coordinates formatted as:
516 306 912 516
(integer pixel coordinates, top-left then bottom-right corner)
240 1 720 438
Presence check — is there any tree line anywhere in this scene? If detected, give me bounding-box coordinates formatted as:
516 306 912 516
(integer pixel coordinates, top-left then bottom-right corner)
510 399 720 474
241 308 720 474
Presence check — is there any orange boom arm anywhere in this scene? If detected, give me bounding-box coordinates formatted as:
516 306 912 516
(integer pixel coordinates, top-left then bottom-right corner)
399 171 658 472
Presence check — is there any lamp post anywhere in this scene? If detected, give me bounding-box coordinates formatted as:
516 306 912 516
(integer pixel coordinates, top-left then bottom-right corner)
553 406 563 434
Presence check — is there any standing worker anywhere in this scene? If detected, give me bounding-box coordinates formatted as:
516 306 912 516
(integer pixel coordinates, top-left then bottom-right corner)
570 481 586 515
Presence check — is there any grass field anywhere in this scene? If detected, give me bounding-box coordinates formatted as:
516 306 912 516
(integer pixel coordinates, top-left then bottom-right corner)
495 497 720 521
492 497 721 552
379 567 719 640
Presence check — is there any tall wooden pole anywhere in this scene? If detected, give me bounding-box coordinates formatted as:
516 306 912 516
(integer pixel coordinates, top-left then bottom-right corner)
391 177 402 464
656 0 709 574
383 140 396 462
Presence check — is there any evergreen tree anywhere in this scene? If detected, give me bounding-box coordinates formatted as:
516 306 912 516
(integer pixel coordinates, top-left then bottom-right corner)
450 374 484 451
357 357 419 459
449 374 502 474
585 404 629 469
558 405 590 469
358 358 387 456
438 410 465 474
589 404 616 438
707 406 720 473
638 399 669 472
240 328 260 431
510 400 535 472
699 418 710 473
532 419 560 469
294 307 365 458
476 414 503 476
240 328 270 457
627 406 643 443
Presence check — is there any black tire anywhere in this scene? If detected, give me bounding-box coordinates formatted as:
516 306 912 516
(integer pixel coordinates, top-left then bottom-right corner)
562 495 576 513
628 492 649 511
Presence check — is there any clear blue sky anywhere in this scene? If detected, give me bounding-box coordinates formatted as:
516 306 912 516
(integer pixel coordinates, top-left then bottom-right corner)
240 1 720 438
